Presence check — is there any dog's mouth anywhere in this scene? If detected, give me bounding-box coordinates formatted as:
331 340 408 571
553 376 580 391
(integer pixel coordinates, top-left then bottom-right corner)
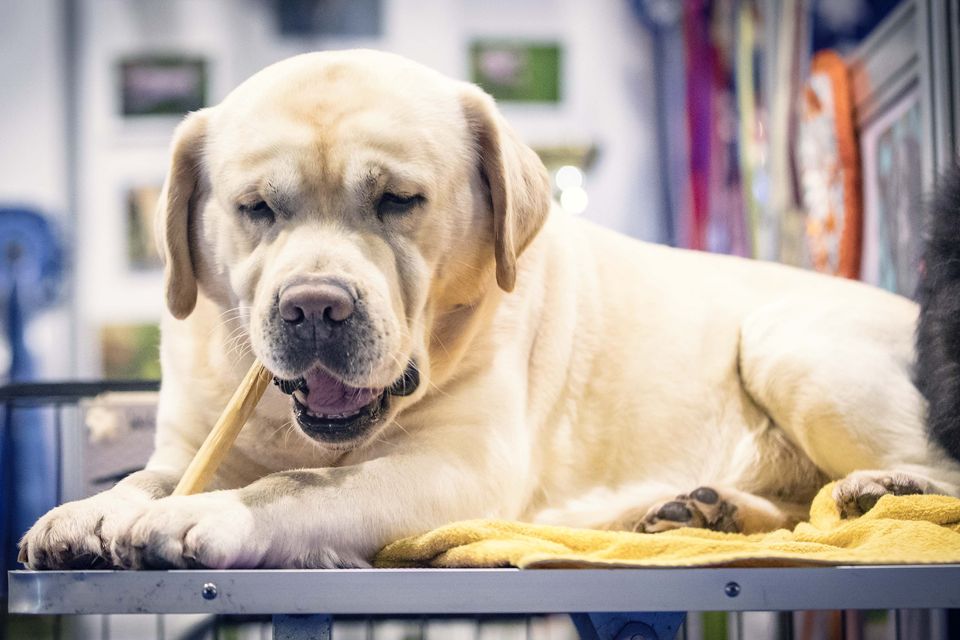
274 362 419 443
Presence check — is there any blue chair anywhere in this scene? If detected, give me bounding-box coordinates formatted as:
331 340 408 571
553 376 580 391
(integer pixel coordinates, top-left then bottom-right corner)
0 207 63 592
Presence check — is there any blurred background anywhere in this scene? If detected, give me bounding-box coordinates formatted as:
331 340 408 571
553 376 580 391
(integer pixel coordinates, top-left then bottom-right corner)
2 0 959 638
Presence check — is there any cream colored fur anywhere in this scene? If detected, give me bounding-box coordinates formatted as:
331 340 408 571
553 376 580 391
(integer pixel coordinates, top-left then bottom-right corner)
20 50 960 570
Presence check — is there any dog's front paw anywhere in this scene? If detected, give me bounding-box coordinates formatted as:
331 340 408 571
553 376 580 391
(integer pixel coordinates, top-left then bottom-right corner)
113 492 266 569
833 470 931 518
19 490 147 570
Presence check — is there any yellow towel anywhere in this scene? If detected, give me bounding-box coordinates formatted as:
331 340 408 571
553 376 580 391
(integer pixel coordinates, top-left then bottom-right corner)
375 483 960 568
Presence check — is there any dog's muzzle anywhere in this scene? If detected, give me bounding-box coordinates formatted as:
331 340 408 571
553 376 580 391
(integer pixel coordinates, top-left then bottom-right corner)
274 361 419 442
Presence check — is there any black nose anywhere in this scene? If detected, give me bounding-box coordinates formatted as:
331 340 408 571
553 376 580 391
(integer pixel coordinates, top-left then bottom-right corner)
279 280 356 325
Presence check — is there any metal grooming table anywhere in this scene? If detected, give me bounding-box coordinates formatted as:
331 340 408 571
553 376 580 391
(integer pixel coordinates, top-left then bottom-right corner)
9 565 960 639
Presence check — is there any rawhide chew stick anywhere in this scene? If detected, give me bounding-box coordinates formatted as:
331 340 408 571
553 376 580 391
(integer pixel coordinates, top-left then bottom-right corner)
172 360 272 496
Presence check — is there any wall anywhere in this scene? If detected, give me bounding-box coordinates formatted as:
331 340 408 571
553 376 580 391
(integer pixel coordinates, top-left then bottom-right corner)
0 0 67 214
35 0 658 375
0 0 72 378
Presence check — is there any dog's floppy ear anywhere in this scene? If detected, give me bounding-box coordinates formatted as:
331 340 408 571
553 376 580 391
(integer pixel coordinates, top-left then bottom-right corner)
461 87 551 292
156 110 208 319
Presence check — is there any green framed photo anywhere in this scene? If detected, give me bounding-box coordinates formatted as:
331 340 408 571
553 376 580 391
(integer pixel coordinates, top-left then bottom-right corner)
470 41 562 103
126 184 163 270
100 324 161 379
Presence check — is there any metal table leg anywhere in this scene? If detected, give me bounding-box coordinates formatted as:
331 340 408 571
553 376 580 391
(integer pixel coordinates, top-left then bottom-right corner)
272 614 333 640
571 611 686 640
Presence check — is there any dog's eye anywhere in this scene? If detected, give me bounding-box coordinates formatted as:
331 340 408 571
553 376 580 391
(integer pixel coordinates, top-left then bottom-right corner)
377 192 423 218
239 200 275 223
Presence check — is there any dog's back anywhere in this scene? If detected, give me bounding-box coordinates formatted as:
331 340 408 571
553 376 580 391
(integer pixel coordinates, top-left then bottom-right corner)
917 165 960 462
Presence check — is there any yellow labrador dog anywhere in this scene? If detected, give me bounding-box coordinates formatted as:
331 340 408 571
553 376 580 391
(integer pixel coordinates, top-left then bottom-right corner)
20 50 960 569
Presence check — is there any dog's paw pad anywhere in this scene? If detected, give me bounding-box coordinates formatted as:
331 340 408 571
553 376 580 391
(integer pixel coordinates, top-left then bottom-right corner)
639 487 740 533
834 471 931 518
690 486 719 504
656 501 694 523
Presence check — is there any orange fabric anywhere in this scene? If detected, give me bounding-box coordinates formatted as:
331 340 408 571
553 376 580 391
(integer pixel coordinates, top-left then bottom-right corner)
806 50 862 279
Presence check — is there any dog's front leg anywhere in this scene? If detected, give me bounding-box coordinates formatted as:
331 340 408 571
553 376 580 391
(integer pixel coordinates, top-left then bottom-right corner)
113 428 526 569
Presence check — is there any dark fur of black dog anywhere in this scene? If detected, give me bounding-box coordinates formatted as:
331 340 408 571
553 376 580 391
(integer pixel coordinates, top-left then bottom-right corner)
916 164 960 462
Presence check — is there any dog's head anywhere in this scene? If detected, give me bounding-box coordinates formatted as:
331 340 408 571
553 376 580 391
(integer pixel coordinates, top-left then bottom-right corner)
155 50 550 449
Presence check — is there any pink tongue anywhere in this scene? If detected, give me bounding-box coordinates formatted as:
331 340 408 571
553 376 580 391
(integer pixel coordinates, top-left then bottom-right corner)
302 369 381 415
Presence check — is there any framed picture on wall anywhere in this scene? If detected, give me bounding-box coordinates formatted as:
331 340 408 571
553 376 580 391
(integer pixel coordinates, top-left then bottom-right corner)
797 51 862 280
118 55 207 117
859 88 924 295
125 184 163 271
274 0 382 36
849 0 942 297
470 41 562 103
99 323 161 379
